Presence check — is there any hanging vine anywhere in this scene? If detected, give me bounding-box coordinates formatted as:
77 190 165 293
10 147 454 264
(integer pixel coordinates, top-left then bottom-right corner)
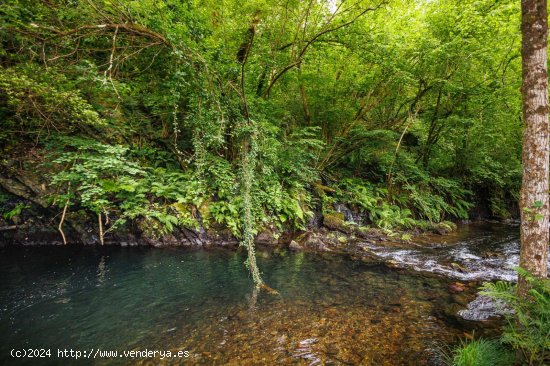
240 125 263 286
237 14 264 287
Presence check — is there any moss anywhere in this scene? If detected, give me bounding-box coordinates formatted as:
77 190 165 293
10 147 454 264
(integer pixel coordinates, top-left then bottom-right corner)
437 221 457 234
138 217 164 240
337 235 348 244
313 183 336 196
323 212 346 232
416 220 457 234
198 200 211 221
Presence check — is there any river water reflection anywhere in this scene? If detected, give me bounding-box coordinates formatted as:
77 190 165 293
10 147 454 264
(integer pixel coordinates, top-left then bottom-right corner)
0 224 521 365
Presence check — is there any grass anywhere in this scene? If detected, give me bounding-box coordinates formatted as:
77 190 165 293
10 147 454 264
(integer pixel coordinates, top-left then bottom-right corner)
448 338 516 366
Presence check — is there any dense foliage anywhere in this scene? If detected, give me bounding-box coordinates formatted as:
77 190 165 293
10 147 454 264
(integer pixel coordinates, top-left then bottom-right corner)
482 269 550 365
450 269 550 366
0 0 523 284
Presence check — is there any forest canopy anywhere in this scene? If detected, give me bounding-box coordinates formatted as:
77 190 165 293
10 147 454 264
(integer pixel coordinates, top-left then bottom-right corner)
0 0 523 283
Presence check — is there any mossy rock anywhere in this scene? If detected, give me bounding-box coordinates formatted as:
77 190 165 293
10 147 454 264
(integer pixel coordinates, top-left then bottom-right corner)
197 201 210 220
313 183 336 196
137 217 164 240
417 220 458 234
255 228 280 245
443 221 458 231
323 212 348 232
355 226 378 239
435 221 457 234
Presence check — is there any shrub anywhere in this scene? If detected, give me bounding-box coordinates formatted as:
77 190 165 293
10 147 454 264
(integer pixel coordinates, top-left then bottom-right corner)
481 268 550 366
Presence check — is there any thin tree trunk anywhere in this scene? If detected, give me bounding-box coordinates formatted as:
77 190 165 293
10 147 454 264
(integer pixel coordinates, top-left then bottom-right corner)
387 114 414 197
58 182 71 245
58 198 69 245
518 0 549 297
419 88 442 168
98 212 104 245
298 65 311 124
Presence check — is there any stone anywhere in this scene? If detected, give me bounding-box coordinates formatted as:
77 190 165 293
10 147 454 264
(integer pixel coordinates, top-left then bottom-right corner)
386 259 400 268
451 294 470 306
450 262 467 272
289 240 302 250
448 282 466 293
323 212 348 232
325 343 339 355
255 228 279 245
457 295 514 321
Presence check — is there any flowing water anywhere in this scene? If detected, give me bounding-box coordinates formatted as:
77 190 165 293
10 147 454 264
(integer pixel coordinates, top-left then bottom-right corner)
364 222 525 282
0 223 530 365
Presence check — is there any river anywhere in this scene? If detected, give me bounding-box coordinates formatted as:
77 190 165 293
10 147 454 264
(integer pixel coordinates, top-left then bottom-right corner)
0 223 532 365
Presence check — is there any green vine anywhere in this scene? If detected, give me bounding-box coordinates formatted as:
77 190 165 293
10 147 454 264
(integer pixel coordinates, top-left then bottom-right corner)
240 125 263 287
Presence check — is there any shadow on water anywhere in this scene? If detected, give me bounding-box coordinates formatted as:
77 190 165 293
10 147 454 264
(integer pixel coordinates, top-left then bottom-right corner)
0 224 523 365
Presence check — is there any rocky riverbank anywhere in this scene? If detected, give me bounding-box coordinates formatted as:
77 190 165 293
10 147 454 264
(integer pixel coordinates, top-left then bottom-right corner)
0 201 455 250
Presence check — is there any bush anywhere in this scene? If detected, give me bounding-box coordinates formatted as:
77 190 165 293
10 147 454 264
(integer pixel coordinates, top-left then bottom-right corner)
481 268 550 366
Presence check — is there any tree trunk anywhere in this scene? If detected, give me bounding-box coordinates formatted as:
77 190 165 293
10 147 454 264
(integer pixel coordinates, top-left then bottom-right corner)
518 0 549 297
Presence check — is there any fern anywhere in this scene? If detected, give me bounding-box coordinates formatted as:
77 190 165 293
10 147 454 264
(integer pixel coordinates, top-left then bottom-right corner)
482 269 550 365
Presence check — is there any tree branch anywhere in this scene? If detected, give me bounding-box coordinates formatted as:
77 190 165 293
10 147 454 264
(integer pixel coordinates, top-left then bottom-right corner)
262 1 387 97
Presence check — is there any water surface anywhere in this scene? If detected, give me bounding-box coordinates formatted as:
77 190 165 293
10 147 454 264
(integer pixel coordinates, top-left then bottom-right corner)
366 223 526 281
0 224 521 365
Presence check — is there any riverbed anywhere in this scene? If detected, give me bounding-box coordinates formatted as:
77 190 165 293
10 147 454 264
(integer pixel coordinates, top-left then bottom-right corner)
0 223 526 365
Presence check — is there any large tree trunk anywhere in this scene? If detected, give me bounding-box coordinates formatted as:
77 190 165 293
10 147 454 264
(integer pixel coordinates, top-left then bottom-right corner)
519 0 549 296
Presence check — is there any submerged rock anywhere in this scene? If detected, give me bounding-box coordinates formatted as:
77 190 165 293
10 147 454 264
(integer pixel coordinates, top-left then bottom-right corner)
448 282 466 293
386 260 400 269
450 262 467 273
451 294 470 306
